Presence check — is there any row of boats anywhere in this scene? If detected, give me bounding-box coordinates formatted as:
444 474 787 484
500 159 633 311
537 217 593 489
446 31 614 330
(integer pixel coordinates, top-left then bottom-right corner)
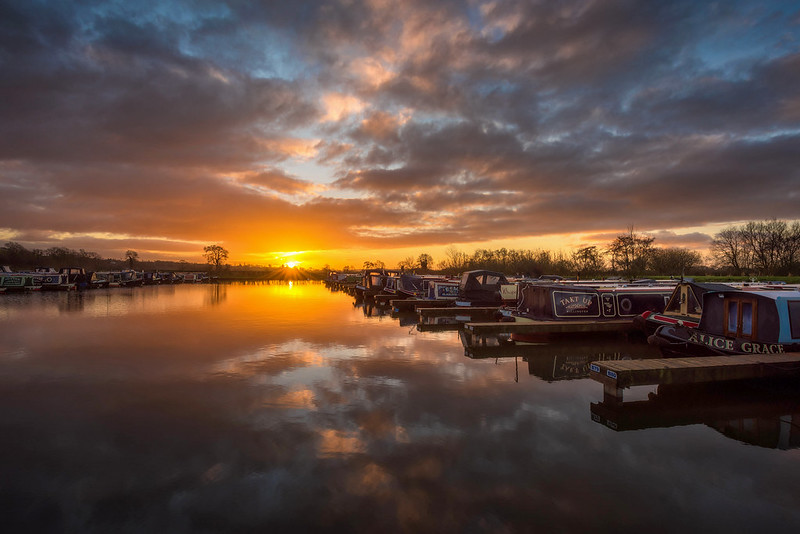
326 269 800 358
0 266 209 292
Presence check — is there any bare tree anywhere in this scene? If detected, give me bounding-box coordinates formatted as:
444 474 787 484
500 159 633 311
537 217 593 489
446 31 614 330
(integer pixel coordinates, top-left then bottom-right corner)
606 226 655 278
398 256 417 270
649 247 702 276
203 244 229 271
417 253 433 271
711 226 749 274
125 250 138 269
571 246 605 278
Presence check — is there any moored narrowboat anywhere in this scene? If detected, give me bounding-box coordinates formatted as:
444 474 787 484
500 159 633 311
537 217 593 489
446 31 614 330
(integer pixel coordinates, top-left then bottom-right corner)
424 279 459 300
355 269 391 299
512 283 672 322
506 282 673 342
649 288 800 356
633 281 735 334
456 270 510 307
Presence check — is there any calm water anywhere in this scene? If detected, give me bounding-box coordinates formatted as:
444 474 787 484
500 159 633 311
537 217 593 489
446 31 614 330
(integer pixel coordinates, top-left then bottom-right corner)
1 282 799 532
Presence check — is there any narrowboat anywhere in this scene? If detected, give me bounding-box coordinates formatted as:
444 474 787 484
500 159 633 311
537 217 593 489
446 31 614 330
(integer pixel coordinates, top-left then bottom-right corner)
456 270 510 307
507 282 673 342
382 273 400 296
633 281 735 334
512 283 672 322
424 279 459 300
355 269 390 299
395 273 427 299
0 269 33 292
649 288 800 356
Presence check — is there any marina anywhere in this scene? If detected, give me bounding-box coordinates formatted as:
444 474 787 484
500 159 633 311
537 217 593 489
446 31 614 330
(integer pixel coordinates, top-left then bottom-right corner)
3 280 800 531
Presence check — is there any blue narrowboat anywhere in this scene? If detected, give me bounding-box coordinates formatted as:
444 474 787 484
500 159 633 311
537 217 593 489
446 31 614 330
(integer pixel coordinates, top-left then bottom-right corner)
649 288 800 356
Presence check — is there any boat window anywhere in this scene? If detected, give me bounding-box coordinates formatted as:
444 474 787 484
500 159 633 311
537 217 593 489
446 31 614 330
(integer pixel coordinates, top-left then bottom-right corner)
726 301 738 333
789 301 800 339
741 301 753 336
687 287 701 315
664 290 682 313
724 298 757 339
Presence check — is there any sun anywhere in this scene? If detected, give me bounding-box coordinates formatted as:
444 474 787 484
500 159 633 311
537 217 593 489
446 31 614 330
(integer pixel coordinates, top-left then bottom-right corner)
286 261 300 268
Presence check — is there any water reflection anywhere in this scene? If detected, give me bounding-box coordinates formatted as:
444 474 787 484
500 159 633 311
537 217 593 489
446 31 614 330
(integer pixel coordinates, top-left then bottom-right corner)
591 378 800 449
1 282 799 531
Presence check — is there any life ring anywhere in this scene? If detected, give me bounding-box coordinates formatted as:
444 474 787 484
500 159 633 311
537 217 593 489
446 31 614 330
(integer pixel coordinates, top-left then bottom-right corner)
620 297 633 313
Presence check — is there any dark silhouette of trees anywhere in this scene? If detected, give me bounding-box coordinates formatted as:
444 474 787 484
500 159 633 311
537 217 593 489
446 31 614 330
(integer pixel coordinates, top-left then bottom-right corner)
418 253 433 270
203 244 229 271
649 247 702 277
712 219 800 275
125 250 138 268
571 246 605 278
606 226 655 279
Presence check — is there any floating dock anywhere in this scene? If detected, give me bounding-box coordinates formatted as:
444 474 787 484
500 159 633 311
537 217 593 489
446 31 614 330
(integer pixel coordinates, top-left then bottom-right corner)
589 353 800 402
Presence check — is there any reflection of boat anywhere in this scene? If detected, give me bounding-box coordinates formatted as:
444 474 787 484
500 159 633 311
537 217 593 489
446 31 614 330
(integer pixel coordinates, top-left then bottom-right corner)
355 300 389 319
649 287 800 356
591 378 800 449
418 308 500 331
462 334 661 381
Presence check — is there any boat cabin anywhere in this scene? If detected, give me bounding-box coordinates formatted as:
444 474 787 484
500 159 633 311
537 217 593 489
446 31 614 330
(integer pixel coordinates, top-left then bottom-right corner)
396 274 426 299
635 281 735 333
456 270 509 306
424 279 459 300
650 288 800 355
514 283 672 321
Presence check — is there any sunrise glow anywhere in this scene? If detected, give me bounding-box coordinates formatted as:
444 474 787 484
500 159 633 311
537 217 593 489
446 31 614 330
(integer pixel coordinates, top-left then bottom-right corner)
1 2 797 269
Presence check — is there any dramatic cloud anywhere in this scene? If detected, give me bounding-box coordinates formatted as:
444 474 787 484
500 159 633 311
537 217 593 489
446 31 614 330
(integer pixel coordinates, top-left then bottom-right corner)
1 0 798 265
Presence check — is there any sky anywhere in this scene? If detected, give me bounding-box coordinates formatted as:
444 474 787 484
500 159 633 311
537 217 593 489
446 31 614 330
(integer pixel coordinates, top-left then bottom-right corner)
1 0 799 269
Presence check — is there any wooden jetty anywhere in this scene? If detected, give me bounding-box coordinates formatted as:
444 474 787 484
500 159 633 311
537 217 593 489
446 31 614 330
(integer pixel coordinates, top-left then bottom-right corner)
589 353 800 402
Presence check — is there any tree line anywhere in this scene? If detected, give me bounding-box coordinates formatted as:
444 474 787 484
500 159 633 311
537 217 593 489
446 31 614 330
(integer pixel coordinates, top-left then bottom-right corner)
3 219 797 278
0 242 210 272
711 219 800 276
356 219 798 279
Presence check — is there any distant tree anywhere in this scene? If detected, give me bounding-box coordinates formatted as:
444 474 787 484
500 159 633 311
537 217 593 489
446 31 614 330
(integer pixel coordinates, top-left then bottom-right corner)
711 226 750 275
649 247 702 276
712 219 800 275
606 226 655 278
203 244 228 271
125 250 139 269
0 242 29 267
398 256 417 270
418 253 433 271
571 246 605 278
440 246 468 272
